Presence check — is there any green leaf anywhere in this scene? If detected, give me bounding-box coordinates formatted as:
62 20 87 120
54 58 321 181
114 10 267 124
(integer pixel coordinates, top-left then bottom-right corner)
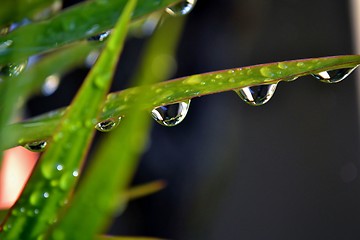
49 11 184 239
0 0 179 64
0 0 59 27
0 0 135 238
0 42 97 161
7 55 360 148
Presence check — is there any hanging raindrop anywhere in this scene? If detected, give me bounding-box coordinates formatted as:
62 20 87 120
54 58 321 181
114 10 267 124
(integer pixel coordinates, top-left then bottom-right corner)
165 0 197 16
151 100 191 127
311 66 358 83
24 140 47 152
88 31 111 42
95 117 121 132
235 83 277 106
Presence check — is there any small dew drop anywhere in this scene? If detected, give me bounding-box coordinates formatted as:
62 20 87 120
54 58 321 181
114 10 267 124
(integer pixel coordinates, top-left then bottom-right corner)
87 30 111 42
72 170 79 177
235 83 277 106
30 191 46 206
43 192 50 198
56 164 63 171
296 62 305 67
260 67 275 78
277 62 288 70
151 100 191 127
165 0 197 16
24 140 47 152
95 117 121 132
311 66 358 83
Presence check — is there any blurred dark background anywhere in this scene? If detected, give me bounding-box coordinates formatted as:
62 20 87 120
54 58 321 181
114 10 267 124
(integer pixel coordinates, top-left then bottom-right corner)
28 0 360 239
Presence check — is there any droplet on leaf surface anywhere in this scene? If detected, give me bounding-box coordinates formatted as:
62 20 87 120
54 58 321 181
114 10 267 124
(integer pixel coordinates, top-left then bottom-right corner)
166 0 197 16
151 100 191 127
87 31 111 42
235 83 277 106
311 66 358 83
24 140 47 152
95 117 121 132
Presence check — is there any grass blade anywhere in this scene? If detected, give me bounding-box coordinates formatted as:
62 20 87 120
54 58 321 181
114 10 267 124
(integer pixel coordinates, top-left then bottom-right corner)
49 12 184 239
0 0 136 238
7 55 360 148
0 0 178 64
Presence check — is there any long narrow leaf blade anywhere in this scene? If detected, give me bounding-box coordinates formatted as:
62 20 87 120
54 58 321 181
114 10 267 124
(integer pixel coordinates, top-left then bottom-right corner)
0 0 136 238
7 55 360 148
0 0 178 64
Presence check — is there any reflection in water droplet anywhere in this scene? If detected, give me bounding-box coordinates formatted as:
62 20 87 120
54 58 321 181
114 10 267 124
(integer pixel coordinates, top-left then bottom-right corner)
95 117 121 132
166 0 197 16
235 83 277 106
42 75 60 96
88 30 111 42
24 140 47 152
151 100 191 127
311 66 358 83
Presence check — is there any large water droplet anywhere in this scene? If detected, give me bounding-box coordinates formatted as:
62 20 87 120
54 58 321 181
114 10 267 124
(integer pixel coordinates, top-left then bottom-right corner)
88 30 111 42
235 83 277 106
95 117 121 132
311 66 358 83
151 100 191 127
24 140 47 152
165 0 197 16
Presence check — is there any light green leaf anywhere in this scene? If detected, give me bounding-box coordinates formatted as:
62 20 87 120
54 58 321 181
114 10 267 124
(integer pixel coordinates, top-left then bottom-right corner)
7 55 360 148
0 0 135 238
49 11 184 239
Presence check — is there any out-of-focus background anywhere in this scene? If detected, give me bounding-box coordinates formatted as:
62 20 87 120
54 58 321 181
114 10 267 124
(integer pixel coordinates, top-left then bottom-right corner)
25 0 360 239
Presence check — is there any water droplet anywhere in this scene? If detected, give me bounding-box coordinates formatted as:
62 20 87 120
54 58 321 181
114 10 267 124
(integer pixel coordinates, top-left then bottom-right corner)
95 117 121 132
166 0 197 16
30 190 47 206
311 66 358 83
42 75 60 96
277 62 288 70
72 170 79 177
88 30 111 42
235 83 277 106
56 164 63 171
0 61 27 77
260 67 275 78
24 140 47 152
59 172 76 190
151 100 191 127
